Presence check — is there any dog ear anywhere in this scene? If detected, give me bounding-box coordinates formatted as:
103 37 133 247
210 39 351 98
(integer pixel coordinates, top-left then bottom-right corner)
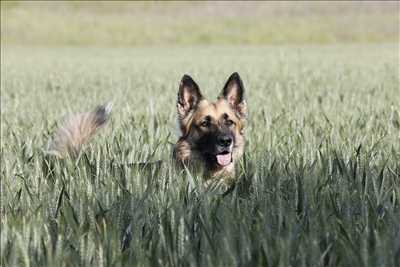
219 72 247 118
177 74 203 120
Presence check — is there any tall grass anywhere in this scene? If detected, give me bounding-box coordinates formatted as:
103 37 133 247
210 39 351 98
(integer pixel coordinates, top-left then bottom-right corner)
1 1 398 46
1 44 399 266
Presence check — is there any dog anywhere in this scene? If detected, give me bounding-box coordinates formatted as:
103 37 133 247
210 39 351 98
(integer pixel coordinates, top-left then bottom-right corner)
173 72 247 185
47 72 247 186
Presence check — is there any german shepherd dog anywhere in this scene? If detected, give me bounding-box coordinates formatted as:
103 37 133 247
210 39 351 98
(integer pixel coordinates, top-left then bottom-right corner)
47 72 247 186
173 72 247 185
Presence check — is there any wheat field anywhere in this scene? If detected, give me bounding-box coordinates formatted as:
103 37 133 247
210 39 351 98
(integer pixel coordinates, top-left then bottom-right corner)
1 2 400 267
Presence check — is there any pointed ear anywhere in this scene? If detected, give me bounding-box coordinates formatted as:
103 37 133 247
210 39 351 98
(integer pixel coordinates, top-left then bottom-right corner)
177 74 203 120
219 72 247 118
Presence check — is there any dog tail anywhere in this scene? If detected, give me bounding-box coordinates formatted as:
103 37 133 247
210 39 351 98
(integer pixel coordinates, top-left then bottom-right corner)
47 102 112 158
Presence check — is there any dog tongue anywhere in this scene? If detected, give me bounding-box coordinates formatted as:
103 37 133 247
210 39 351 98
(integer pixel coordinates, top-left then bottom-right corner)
216 153 231 166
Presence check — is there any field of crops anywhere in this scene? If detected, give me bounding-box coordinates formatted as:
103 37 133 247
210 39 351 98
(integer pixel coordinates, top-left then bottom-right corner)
1 1 398 46
1 43 399 266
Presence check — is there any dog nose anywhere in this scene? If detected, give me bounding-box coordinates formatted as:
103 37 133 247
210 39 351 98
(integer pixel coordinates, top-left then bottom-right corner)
217 135 232 147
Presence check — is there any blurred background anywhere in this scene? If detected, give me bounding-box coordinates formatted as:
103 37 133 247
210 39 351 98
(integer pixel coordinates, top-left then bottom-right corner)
1 1 398 47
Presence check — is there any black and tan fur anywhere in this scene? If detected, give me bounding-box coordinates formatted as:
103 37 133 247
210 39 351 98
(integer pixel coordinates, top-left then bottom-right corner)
173 72 247 184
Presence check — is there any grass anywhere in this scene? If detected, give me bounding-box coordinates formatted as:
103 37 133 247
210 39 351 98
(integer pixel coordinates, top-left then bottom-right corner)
1 44 400 266
1 1 399 46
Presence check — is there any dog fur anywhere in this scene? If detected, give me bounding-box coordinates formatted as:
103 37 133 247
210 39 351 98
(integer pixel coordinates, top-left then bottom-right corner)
47 102 112 158
173 72 247 184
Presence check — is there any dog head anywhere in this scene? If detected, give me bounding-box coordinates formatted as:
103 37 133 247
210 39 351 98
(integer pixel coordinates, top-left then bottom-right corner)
175 72 247 177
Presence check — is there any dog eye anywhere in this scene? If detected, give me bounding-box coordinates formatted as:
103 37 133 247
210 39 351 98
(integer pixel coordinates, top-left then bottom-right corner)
226 119 235 126
200 120 210 127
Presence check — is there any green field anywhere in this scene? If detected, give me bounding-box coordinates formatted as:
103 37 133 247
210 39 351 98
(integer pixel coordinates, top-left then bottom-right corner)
1 1 398 45
1 44 399 266
1 1 400 266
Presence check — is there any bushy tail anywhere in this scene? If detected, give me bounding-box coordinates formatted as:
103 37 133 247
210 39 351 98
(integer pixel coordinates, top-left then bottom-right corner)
47 102 112 158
